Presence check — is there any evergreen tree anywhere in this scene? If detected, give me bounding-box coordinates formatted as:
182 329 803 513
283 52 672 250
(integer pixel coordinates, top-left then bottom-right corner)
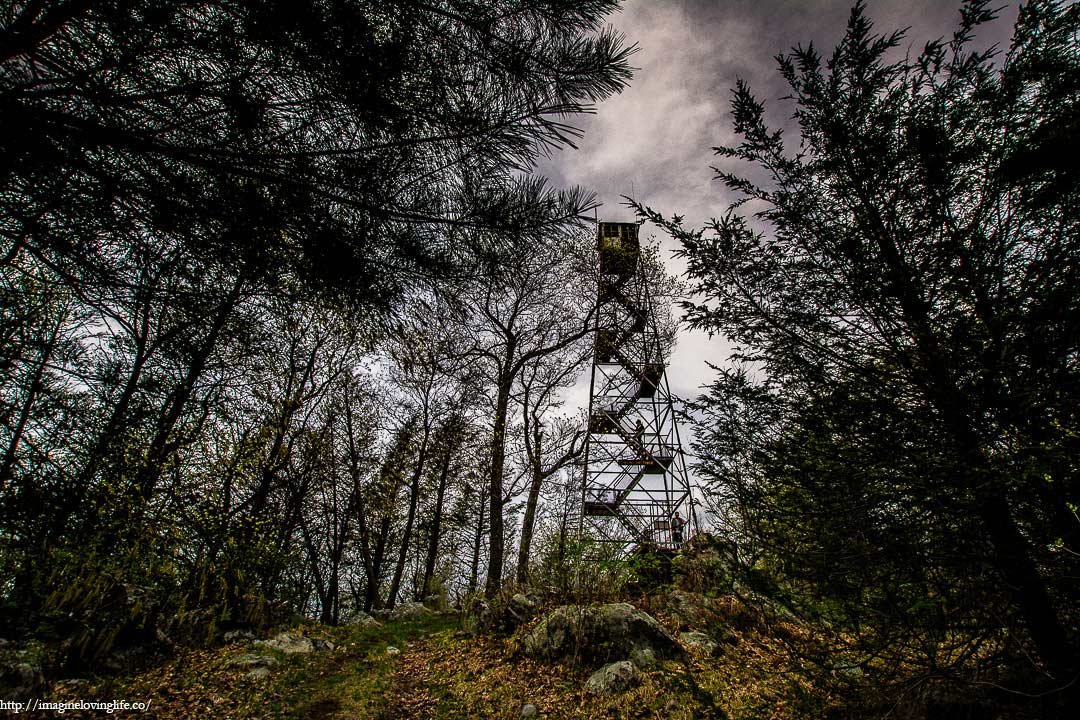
640 0 1079 695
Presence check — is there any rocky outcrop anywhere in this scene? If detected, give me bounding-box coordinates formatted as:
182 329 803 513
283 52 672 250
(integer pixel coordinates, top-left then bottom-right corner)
506 594 540 626
371 601 434 621
253 632 334 654
522 603 684 667
389 602 434 621
226 653 278 668
584 660 639 695
224 629 257 644
352 611 381 627
667 589 718 630
666 590 742 642
672 533 737 594
467 593 540 636
422 594 449 612
225 652 277 680
0 660 44 697
335 606 381 626
731 580 802 627
679 631 718 656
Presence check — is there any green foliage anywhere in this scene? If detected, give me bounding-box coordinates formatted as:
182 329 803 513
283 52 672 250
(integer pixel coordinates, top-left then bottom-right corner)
0 0 636 663
536 536 634 603
36 516 179 664
670 534 736 596
624 546 673 594
181 509 296 634
640 0 1080 697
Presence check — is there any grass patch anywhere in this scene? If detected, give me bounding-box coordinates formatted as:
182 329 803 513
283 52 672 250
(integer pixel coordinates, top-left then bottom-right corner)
42 611 731 719
44 614 461 719
38 602 892 719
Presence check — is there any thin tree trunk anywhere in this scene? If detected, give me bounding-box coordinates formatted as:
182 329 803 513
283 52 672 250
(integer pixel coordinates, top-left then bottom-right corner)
469 486 487 596
387 424 429 608
249 341 319 519
977 490 1073 677
343 389 378 612
298 516 330 624
0 316 59 492
137 276 242 500
485 371 513 596
517 463 543 585
367 515 393 611
75 287 153 494
422 433 455 598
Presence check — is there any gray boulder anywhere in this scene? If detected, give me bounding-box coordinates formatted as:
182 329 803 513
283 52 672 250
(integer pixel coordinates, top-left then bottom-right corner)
224 629 257 643
731 580 802 626
227 652 278 677
422 593 449 612
226 653 278 669
465 598 492 635
390 601 433 620
467 593 540 636
584 660 638 695
667 590 714 629
671 533 737 593
679 631 718 656
521 703 539 717
0 661 44 696
523 603 684 667
337 606 381 625
254 632 334 654
629 644 657 669
666 589 745 646
353 611 381 627
507 594 539 625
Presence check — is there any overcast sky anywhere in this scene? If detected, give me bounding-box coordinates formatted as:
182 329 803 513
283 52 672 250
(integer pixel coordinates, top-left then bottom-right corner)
542 0 1020 430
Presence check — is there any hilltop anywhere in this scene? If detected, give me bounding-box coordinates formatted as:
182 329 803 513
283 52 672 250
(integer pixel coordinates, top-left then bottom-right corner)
10 535 1062 719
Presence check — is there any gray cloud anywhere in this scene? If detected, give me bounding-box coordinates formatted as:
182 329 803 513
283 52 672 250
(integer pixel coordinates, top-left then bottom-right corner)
543 0 1020 458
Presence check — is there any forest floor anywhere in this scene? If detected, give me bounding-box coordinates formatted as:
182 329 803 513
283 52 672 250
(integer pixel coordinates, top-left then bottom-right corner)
40 605 841 720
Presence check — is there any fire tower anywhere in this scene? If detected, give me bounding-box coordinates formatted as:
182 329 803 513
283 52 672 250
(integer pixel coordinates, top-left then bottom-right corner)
579 221 694 551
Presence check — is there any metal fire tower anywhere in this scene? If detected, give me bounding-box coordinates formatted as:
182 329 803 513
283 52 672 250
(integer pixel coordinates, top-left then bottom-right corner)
579 221 694 551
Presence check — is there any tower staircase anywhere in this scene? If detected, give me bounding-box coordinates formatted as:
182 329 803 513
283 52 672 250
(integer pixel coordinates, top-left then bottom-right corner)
579 221 694 553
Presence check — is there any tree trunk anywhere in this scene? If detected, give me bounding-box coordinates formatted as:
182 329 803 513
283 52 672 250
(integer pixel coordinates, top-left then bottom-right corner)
840 171 1075 678
137 276 242 500
469 485 487 596
0 316 59 492
74 291 152 496
249 342 319 519
422 434 456 598
977 491 1073 678
298 516 330 624
325 434 351 626
516 462 543 586
871 216 1072 678
343 390 379 613
485 374 512 596
367 514 392 612
387 425 429 608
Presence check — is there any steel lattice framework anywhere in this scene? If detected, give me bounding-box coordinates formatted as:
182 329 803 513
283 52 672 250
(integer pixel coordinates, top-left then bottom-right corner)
578 221 694 552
